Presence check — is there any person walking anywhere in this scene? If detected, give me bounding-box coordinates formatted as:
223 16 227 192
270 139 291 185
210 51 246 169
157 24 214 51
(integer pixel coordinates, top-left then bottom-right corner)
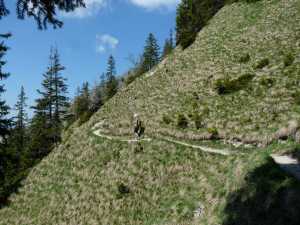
133 113 145 140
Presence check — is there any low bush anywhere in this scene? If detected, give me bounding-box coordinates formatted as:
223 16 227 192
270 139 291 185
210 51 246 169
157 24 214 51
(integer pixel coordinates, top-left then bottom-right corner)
215 73 255 94
162 114 172 125
193 113 203 129
177 114 188 129
254 58 269 69
260 77 275 88
292 91 300 105
283 53 295 67
207 127 218 138
116 183 130 199
238 53 250 63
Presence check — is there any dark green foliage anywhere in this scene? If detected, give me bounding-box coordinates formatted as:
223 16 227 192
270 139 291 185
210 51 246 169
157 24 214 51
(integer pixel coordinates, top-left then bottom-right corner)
192 113 203 129
14 0 84 29
105 55 118 100
255 58 269 69
33 48 69 145
283 53 295 67
117 183 130 198
0 0 9 18
177 114 188 129
0 33 11 144
260 77 274 88
207 127 218 137
162 114 172 125
90 74 105 113
292 91 300 105
73 82 91 120
215 73 255 94
238 53 251 63
141 33 160 73
176 0 226 49
0 0 85 29
12 86 28 153
162 30 174 58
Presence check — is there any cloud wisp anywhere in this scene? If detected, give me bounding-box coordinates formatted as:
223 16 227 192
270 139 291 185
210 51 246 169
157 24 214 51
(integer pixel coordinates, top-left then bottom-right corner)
96 34 119 54
128 0 180 10
62 0 107 18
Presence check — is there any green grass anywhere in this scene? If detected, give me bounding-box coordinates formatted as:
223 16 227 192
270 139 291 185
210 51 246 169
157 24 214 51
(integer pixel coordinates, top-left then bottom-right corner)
1 0 300 224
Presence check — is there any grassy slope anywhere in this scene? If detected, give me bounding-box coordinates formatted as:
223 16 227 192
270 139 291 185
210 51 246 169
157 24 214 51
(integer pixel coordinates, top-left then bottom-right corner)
1 0 300 224
90 0 300 144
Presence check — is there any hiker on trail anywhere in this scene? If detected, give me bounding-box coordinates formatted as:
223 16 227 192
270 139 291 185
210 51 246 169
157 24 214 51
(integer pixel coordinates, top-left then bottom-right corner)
133 113 145 139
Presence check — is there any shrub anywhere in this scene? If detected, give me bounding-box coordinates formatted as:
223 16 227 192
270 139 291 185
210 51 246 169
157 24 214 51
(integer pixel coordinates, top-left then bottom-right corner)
284 53 295 67
254 58 269 69
215 73 255 94
177 114 188 129
292 91 300 105
238 53 250 63
162 114 172 125
207 127 218 138
193 113 203 129
260 77 275 88
116 183 130 199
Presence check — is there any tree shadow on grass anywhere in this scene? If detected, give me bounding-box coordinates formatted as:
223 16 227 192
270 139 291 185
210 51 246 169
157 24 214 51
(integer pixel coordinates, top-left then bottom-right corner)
223 157 300 225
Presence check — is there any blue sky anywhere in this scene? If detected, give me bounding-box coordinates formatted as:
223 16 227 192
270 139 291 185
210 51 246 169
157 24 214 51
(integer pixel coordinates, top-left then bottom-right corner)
0 0 179 116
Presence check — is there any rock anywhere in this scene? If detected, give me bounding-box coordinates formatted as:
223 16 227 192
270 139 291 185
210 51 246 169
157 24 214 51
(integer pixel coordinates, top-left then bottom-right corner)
294 130 300 143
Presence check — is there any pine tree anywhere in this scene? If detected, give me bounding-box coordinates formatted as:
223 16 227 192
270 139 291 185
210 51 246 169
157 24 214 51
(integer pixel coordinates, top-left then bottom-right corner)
0 0 85 29
176 0 225 49
72 82 91 122
0 33 11 144
141 33 160 73
90 74 105 113
162 29 174 58
105 55 118 100
51 48 69 143
13 86 28 153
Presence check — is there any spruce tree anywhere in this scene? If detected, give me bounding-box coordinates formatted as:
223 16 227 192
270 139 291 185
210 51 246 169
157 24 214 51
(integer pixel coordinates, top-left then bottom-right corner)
90 74 105 113
105 55 118 100
0 0 85 29
0 33 11 144
162 30 174 58
51 48 69 143
13 86 28 153
176 0 225 49
72 82 91 122
141 33 160 73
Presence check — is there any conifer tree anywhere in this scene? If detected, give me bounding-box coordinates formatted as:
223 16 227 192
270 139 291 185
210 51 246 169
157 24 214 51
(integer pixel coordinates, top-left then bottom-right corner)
162 30 174 58
51 48 69 143
73 82 91 121
29 48 69 157
13 86 28 152
141 33 160 73
0 0 85 29
176 0 225 49
105 55 118 100
90 74 105 113
0 33 11 144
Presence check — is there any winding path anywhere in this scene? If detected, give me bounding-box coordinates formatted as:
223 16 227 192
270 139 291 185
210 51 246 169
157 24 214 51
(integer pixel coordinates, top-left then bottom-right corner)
92 122 231 156
92 122 300 180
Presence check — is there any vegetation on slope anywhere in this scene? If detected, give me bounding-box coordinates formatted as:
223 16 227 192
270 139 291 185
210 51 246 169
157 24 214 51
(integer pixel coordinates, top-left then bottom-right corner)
0 0 300 224
90 0 300 146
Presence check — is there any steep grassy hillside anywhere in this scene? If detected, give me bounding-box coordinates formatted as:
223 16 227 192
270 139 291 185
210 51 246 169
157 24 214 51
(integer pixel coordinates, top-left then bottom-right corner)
1 0 300 224
90 0 300 145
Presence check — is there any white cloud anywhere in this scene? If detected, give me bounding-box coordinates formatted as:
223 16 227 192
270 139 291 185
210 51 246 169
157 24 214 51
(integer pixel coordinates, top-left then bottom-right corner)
96 34 119 53
128 0 180 10
62 0 107 18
